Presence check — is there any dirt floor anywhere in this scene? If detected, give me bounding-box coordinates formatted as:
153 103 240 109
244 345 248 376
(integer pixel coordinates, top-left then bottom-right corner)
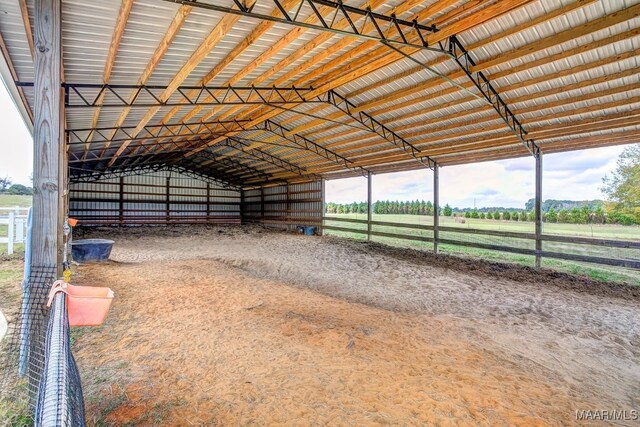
71 225 640 426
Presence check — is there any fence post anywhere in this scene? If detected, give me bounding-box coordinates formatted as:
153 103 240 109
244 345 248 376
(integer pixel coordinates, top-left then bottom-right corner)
7 211 15 255
367 172 372 241
433 163 439 255
535 151 543 268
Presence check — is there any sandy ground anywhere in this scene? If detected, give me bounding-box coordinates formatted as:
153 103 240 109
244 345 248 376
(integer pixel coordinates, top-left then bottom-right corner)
72 226 640 426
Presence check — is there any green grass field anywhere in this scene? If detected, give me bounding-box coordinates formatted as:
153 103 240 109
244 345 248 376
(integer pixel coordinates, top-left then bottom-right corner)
324 213 640 286
325 213 640 240
0 195 32 209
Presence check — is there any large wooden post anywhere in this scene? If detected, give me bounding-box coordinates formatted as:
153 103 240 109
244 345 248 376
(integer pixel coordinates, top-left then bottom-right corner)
319 178 325 236
118 176 124 224
535 152 543 268
433 164 439 255
165 176 171 223
367 172 372 241
32 0 62 270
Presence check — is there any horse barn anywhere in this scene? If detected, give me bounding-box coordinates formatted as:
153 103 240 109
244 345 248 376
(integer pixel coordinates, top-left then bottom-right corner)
0 0 639 425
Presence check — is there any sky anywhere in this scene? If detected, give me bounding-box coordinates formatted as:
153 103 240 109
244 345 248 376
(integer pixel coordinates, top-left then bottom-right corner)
0 80 33 185
326 146 628 209
0 82 630 207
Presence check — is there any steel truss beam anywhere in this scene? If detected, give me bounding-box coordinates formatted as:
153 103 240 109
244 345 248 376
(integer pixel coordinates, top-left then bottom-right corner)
259 120 369 177
224 137 315 178
162 0 444 53
186 151 274 183
69 163 241 190
66 119 251 146
325 90 435 168
448 36 539 157
16 82 322 108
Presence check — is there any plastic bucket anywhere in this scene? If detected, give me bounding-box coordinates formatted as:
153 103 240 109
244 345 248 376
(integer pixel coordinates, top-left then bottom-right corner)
71 239 114 263
47 281 114 326
303 226 316 236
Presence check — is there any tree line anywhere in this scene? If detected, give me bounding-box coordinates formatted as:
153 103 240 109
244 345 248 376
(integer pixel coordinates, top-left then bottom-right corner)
326 201 632 225
0 176 33 195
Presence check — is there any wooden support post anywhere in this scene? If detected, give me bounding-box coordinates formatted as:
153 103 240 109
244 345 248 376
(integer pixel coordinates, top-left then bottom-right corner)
367 172 372 242
286 182 291 221
206 182 211 222
319 178 325 236
433 164 439 255
165 176 171 224
260 186 265 224
118 176 124 224
56 88 66 268
535 152 543 269
32 0 62 270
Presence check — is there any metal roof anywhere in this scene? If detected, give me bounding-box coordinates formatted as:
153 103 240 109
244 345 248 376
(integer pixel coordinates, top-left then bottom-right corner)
0 0 638 185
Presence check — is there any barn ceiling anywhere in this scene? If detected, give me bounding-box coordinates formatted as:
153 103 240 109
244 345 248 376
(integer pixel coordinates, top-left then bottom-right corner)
0 0 638 185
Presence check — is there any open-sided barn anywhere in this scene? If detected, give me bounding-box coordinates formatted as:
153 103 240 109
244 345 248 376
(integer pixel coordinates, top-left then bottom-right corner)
0 0 639 424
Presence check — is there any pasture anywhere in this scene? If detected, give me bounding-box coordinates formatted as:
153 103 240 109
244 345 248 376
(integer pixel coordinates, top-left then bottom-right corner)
324 213 640 285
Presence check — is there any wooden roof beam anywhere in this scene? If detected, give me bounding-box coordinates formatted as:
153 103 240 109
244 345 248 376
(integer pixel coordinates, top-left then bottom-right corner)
83 0 134 160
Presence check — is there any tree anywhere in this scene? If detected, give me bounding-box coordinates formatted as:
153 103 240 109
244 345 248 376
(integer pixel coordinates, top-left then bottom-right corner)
502 211 511 220
557 208 569 223
546 208 557 223
519 211 527 221
479 212 486 219
464 211 471 218
512 211 519 221
0 176 11 191
7 184 32 195
470 209 479 219
602 144 640 224
443 204 452 216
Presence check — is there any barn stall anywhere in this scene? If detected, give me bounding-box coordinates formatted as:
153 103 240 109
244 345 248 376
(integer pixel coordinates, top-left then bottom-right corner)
0 0 639 425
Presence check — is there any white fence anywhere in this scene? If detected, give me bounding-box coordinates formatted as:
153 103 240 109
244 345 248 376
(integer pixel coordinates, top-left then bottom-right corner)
0 207 29 254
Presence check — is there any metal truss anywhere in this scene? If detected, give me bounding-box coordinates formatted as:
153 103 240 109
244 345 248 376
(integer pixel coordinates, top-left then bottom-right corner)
258 120 369 177
224 137 315 177
187 149 274 182
16 82 322 108
448 36 539 157
67 119 251 146
325 90 435 168
162 0 446 54
69 162 241 190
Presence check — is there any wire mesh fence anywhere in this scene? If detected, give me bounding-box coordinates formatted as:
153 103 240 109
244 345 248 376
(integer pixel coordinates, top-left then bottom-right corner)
1 265 86 426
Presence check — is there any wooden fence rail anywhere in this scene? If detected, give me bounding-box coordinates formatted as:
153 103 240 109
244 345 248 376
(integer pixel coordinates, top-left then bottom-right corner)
322 216 640 270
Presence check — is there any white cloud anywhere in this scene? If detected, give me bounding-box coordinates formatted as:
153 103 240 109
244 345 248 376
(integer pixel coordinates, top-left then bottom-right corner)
326 145 630 209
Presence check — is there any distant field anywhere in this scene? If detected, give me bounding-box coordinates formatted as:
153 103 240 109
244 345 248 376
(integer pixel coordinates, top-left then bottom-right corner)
323 213 640 286
324 213 640 240
0 194 32 208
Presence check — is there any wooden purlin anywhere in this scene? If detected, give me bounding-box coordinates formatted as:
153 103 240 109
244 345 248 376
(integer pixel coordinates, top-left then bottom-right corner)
100 5 192 158
152 0 464 153
83 0 134 160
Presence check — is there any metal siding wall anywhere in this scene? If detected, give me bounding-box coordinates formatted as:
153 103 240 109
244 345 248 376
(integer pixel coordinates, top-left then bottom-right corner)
241 180 323 231
69 171 240 225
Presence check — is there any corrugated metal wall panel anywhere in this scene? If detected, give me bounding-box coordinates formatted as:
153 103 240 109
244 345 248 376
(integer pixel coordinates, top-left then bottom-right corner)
241 180 324 232
69 170 240 225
